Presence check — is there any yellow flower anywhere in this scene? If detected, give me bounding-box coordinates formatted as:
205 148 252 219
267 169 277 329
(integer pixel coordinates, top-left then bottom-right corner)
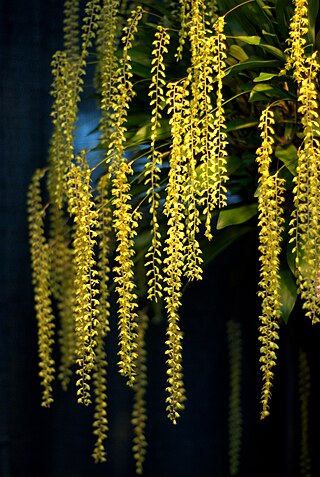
144 26 171 302
27 169 56 407
256 107 285 418
66 154 100 406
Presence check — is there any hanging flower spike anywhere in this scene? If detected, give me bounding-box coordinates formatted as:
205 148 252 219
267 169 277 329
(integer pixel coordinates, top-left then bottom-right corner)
91 173 113 463
107 7 143 386
256 107 285 419
27 169 56 408
181 80 203 281
163 81 189 424
48 204 75 391
202 16 229 239
66 153 100 406
144 26 171 302
175 0 191 61
289 53 320 323
56 247 75 391
96 0 120 141
284 0 309 81
63 0 80 59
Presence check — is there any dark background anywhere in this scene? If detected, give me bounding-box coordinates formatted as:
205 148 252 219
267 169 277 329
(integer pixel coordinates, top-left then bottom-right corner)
1 1 320 476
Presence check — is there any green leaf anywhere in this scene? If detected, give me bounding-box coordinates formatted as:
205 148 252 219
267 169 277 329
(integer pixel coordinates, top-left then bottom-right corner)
275 0 292 39
249 83 294 101
226 58 280 76
229 44 248 62
257 44 286 61
126 119 171 148
226 117 259 131
234 35 261 45
279 267 297 323
308 0 319 44
217 203 258 230
286 240 296 277
253 72 278 82
275 144 298 175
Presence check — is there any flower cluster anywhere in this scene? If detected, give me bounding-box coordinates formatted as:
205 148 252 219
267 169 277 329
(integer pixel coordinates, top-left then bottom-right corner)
27 169 56 407
163 81 188 423
290 53 320 323
97 0 120 140
175 0 190 61
182 92 203 281
67 154 100 406
107 7 143 386
284 0 309 81
91 173 113 463
144 26 171 302
256 107 285 418
27 0 320 467
63 0 80 58
48 204 75 391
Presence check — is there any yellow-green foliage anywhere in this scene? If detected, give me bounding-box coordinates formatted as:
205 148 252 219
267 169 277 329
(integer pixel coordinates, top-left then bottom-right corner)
66 154 100 406
298 349 312 477
284 0 309 81
290 53 320 323
132 310 149 475
91 174 113 463
63 0 80 58
164 81 188 424
27 0 320 468
49 0 100 208
182 84 203 281
256 107 285 419
97 0 120 140
49 51 78 207
107 7 143 386
188 6 229 239
227 320 242 477
175 0 190 61
56 250 75 392
48 204 75 391
27 169 55 407
144 25 170 302
206 0 218 24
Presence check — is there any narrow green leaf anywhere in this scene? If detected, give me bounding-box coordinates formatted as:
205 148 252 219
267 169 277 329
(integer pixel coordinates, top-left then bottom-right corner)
275 144 298 175
126 120 171 148
226 58 280 76
253 72 278 82
217 203 258 230
258 44 286 61
226 118 259 131
308 0 319 44
279 267 297 323
234 35 261 45
229 44 249 62
249 83 294 101
286 240 296 277
275 0 292 39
